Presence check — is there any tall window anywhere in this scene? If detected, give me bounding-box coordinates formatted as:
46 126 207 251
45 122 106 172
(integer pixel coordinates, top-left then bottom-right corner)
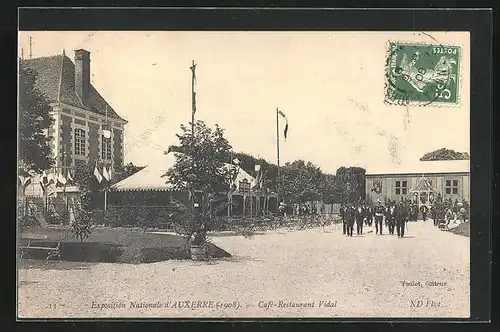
395 180 408 195
101 135 112 160
74 128 86 156
445 179 460 195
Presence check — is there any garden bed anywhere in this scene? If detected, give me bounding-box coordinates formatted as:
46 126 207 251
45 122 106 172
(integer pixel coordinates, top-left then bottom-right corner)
19 226 231 263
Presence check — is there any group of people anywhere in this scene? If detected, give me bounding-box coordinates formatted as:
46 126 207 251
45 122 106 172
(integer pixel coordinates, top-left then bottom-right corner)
340 199 421 238
430 195 469 227
340 195 470 237
278 202 321 217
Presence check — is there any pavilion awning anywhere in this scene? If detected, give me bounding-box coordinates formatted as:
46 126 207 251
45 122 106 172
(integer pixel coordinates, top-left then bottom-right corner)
110 152 258 193
110 153 181 192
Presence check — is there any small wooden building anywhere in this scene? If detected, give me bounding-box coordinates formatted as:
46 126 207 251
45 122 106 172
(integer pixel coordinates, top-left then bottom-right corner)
365 160 470 206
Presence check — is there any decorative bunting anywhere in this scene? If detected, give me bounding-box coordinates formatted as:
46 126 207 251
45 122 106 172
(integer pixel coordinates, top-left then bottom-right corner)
102 166 110 181
94 166 103 183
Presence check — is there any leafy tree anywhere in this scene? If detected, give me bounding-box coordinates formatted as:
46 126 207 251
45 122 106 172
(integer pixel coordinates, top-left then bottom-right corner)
166 121 232 193
321 174 337 204
420 148 469 161
334 167 366 203
281 160 323 204
18 63 54 173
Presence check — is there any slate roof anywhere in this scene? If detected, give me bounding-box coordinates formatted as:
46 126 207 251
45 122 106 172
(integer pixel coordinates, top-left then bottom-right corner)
20 53 126 122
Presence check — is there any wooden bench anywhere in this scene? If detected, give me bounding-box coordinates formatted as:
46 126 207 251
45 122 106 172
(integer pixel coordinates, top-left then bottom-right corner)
19 234 61 261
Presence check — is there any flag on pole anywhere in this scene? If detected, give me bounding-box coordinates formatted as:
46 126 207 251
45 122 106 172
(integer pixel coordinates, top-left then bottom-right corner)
108 167 113 180
251 168 263 190
278 110 289 140
102 166 110 181
94 166 103 183
190 61 197 116
67 171 74 183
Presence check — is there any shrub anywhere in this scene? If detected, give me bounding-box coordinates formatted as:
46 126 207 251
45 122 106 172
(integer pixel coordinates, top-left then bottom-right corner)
17 201 40 228
102 207 174 230
70 205 93 242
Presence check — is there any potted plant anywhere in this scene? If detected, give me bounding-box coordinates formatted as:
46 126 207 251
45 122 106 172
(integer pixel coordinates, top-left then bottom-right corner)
170 189 232 260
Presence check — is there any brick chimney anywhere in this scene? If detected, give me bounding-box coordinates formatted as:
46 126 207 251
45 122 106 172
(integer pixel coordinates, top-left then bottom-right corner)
74 49 91 107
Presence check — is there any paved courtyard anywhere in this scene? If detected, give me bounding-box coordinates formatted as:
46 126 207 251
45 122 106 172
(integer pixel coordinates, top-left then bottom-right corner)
18 220 469 318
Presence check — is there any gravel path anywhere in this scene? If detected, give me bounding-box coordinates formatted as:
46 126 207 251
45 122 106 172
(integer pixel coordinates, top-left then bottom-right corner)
18 220 469 318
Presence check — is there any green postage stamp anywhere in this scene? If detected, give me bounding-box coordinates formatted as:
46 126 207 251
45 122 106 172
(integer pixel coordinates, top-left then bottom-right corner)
385 42 461 106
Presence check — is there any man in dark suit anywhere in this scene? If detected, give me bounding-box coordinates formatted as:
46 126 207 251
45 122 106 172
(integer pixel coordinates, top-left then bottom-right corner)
340 204 347 235
346 205 355 237
420 204 429 221
386 201 396 235
395 201 408 237
355 203 364 235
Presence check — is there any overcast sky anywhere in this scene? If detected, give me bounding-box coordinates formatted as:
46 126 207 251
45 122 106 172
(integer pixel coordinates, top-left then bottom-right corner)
18 31 470 174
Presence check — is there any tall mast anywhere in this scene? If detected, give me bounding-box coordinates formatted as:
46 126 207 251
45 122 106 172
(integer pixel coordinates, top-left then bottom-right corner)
276 107 280 210
190 60 196 136
28 36 32 59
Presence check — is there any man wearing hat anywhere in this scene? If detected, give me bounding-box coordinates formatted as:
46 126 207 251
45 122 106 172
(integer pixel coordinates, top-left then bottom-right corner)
346 204 355 237
355 202 364 235
340 203 347 235
420 204 429 221
395 200 408 237
374 199 385 235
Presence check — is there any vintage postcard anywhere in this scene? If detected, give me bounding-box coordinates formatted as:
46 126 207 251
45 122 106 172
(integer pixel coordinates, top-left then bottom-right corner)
17 31 470 319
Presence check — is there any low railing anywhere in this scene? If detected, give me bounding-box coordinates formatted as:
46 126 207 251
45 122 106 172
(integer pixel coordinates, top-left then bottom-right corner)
210 214 342 232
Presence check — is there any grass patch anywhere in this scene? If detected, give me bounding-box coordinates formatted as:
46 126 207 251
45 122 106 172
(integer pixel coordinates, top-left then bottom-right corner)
20 226 231 263
448 221 470 237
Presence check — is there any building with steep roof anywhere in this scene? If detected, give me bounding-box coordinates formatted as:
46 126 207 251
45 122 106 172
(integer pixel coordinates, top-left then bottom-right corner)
20 49 128 194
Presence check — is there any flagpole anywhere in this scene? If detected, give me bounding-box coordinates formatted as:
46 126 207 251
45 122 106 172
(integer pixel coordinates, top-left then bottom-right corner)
62 147 68 224
276 107 280 213
191 60 196 136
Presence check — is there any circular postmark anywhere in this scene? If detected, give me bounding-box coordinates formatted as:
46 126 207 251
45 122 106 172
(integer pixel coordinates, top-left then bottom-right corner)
385 33 459 106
